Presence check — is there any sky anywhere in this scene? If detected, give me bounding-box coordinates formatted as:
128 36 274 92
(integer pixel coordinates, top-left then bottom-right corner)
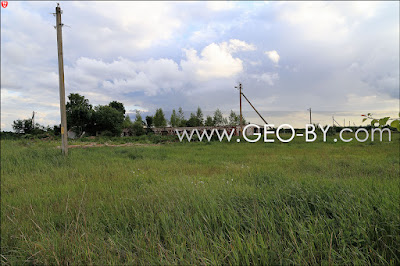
1 1 399 130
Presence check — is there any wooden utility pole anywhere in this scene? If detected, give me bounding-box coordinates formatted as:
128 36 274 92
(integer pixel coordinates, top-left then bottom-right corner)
32 111 35 128
56 3 68 155
235 83 243 134
308 108 312 124
234 83 269 135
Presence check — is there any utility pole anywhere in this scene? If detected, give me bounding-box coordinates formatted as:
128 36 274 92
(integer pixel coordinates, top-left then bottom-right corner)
32 111 35 128
239 83 243 133
235 83 243 134
55 3 68 156
308 108 312 124
332 116 341 127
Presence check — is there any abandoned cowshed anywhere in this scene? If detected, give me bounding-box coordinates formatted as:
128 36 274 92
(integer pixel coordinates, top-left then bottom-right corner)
68 125 260 138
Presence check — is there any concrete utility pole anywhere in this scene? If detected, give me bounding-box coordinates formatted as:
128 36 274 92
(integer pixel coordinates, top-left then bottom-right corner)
56 3 68 156
308 108 312 124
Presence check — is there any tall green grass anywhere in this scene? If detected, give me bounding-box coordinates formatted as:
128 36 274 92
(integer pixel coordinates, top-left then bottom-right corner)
1 133 399 264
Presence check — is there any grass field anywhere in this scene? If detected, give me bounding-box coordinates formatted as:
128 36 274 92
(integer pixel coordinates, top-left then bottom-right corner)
1 133 399 265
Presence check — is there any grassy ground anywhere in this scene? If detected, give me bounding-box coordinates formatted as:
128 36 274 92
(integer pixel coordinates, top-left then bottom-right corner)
1 133 399 265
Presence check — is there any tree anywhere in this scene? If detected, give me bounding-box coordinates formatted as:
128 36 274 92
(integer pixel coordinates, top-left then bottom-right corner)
133 110 145 135
121 114 145 136
178 107 184 120
213 109 224 126
12 119 33 134
145 116 153 128
109 101 125 115
184 107 204 127
186 113 198 127
222 117 228 126
93 105 124 136
229 110 239 126
122 115 133 129
153 108 167 127
131 122 145 136
196 107 204 126
12 118 46 134
12 119 24 134
66 93 93 135
227 110 247 126
52 124 61 136
170 109 179 127
12 117 47 135
177 107 186 127
205 115 214 126
134 110 143 124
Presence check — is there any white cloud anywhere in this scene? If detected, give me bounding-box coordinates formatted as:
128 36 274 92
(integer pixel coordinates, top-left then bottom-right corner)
277 2 382 42
248 60 261 66
251 72 279 86
345 93 399 112
1 89 23 101
264 50 280 64
181 40 255 81
206 1 236 11
65 57 182 97
63 39 254 97
228 39 256 52
70 2 182 50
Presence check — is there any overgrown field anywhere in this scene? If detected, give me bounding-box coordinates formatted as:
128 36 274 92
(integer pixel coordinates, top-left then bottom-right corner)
1 133 399 264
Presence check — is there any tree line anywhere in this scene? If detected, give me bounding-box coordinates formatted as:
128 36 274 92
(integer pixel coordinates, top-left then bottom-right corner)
12 93 247 137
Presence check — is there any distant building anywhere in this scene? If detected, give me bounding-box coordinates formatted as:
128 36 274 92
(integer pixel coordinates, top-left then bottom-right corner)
67 130 77 139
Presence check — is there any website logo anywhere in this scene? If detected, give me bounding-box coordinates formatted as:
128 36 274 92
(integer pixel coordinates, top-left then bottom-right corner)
175 124 392 143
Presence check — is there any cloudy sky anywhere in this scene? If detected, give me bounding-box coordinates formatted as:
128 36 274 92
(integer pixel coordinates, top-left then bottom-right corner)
1 1 399 130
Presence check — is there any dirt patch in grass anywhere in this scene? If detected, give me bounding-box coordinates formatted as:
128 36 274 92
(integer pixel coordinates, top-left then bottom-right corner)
57 142 161 149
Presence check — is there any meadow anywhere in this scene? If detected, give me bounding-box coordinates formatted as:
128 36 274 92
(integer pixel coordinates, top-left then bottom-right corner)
1 132 399 265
